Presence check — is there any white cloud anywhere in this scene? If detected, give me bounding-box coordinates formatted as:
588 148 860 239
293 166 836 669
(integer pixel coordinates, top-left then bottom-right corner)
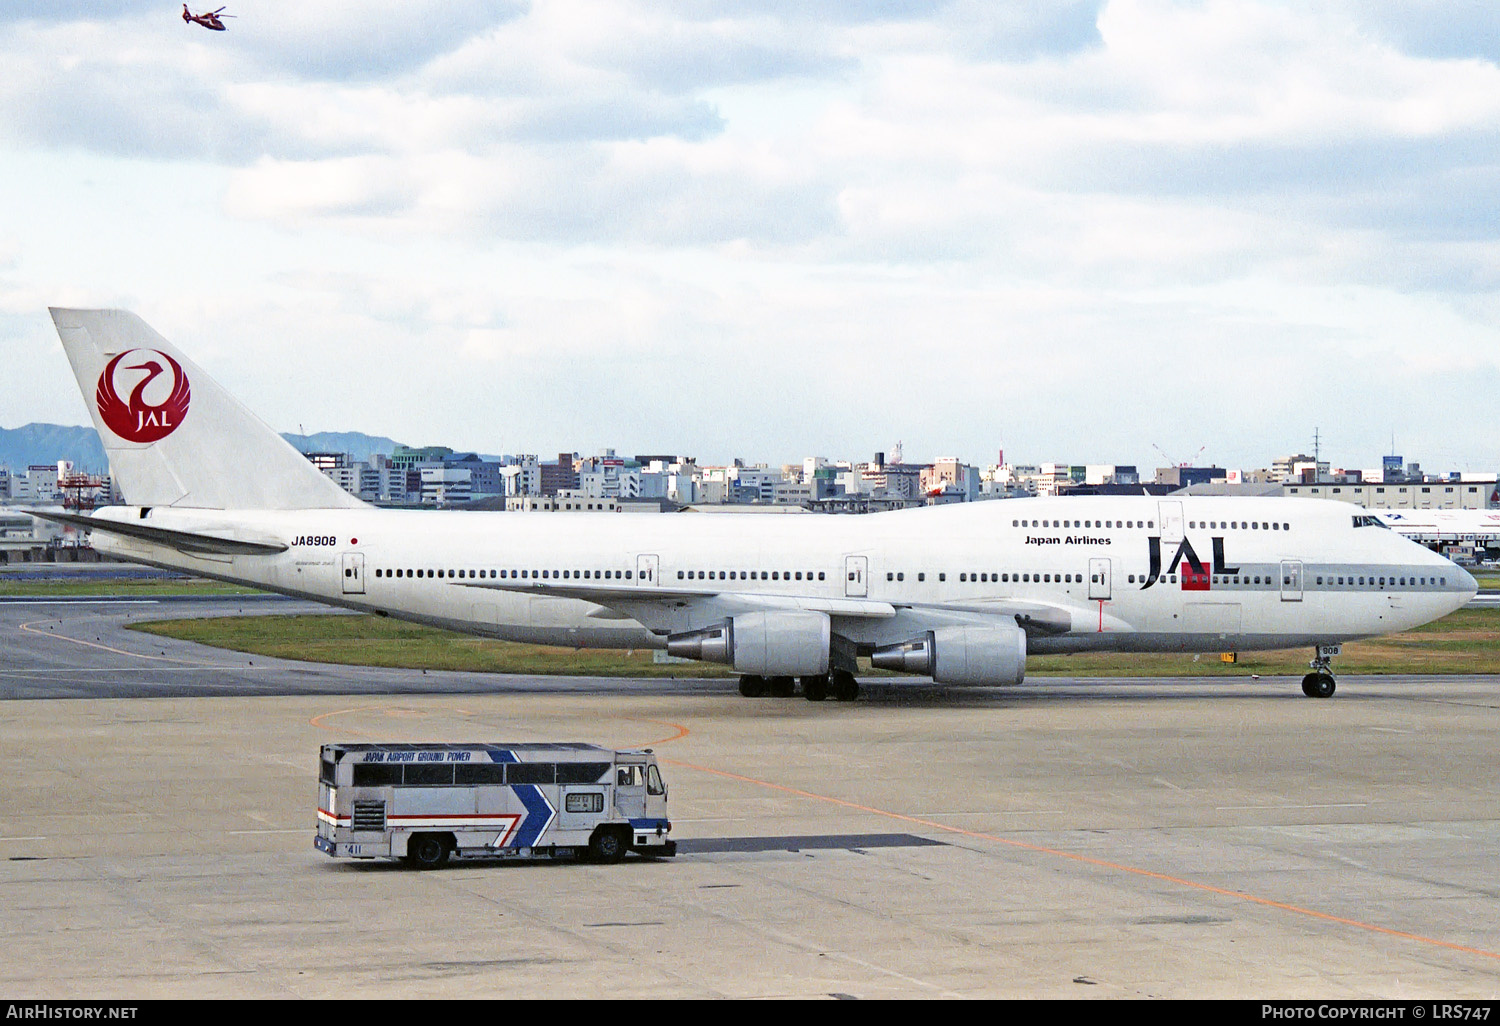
3 1 1500 471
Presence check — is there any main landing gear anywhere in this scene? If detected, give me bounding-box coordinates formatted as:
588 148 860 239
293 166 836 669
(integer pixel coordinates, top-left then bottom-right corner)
738 670 860 702
1301 644 1341 698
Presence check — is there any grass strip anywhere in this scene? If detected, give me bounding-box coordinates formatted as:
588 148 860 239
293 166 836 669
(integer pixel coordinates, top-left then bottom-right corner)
130 607 1500 677
130 614 734 676
0 577 262 597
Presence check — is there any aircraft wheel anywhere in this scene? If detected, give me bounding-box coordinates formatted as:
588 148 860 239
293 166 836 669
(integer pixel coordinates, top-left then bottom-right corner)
769 676 796 698
739 675 768 698
831 670 860 702
1301 672 1336 698
802 675 829 702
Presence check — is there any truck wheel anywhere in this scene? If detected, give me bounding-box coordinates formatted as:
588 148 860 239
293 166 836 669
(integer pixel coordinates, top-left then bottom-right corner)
588 828 627 864
407 833 450 869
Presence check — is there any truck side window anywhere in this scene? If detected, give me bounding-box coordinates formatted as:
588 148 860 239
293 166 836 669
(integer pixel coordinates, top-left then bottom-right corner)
508 763 555 785
617 765 642 787
352 763 402 787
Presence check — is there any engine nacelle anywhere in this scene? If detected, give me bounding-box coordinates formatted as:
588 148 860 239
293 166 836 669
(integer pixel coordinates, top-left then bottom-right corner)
666 610 831 677
870 623 1027 686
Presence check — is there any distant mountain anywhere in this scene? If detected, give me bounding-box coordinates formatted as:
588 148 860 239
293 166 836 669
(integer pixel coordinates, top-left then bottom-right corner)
0 424 404 473
0 424 108 473
280 431 405 462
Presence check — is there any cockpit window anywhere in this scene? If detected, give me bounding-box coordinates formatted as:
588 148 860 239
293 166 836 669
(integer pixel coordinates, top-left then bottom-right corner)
1352 515 1387 529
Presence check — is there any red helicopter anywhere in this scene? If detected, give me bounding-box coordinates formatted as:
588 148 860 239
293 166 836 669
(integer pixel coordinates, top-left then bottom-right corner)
182 5 234 31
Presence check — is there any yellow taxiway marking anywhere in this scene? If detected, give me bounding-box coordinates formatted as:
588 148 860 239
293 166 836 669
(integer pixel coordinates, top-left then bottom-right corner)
18 619 211 664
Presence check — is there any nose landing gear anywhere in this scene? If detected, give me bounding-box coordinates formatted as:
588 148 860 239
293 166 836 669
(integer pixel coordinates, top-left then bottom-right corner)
1301 644 1341 698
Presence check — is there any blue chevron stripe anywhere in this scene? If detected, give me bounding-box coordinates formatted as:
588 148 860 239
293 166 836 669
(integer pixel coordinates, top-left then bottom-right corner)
481 748 552 848
511 784 555 848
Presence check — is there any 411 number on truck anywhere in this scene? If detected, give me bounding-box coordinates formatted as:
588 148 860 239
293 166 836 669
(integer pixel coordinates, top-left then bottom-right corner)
315 742 676 868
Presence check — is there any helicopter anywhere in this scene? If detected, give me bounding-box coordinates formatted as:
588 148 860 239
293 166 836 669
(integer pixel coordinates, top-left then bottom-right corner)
182 5 234 31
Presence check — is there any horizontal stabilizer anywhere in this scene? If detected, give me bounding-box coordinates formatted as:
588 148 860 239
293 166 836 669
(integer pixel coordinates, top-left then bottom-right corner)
29 509 289 556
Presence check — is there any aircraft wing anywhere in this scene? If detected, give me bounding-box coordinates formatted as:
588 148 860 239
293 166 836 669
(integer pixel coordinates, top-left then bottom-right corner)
459 579 1073 637
915 599 1073 634
461 578 894 631
27 509 289 556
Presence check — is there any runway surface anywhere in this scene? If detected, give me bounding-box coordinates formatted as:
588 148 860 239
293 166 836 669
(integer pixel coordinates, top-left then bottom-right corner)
2 594 1499 998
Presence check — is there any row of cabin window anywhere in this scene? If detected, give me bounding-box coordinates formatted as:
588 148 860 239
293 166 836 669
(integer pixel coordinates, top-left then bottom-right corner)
1114 572 1447 588
884 571 1085 584
1014 519 1154 529
678 570 827 581
1011 518 1294 532
1315 574 1447 588
373 568 635 580
1126 573 1274 585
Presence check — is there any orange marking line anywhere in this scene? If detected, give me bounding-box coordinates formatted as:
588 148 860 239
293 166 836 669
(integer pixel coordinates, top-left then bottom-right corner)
663 757 1500 963
18 619 211 665
308 705 398 736
635 718 691 747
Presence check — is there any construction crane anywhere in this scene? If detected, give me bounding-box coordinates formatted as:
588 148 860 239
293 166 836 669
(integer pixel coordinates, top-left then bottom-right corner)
1153 443 1206 468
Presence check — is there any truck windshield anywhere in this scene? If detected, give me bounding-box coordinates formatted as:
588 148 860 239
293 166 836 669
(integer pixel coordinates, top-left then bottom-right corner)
647 765 665 796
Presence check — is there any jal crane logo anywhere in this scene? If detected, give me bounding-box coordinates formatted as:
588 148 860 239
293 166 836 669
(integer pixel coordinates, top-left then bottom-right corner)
95 349 191 443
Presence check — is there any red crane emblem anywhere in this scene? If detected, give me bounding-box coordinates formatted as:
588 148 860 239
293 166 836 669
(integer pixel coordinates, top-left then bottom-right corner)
96 349 192 443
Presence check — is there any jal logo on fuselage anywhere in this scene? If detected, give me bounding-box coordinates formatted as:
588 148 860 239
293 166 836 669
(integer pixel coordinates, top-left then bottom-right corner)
95 349 191 443
1140 536 1239 591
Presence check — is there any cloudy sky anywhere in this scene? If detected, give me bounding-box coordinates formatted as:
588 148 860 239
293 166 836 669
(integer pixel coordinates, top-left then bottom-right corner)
2 0 1498 473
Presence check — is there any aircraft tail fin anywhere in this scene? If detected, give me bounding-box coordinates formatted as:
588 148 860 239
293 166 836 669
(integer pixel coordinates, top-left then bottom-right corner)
49 308 365 510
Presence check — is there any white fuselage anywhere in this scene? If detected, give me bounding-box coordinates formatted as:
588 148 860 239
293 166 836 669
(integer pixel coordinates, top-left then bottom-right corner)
88 495 1475 662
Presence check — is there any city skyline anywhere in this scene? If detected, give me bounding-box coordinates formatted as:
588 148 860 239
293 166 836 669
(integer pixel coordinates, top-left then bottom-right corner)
2 3 1498 470
0 416 1482 485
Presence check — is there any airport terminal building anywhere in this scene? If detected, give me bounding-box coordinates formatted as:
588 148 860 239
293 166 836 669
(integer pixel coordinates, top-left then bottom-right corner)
1283 479 1498 510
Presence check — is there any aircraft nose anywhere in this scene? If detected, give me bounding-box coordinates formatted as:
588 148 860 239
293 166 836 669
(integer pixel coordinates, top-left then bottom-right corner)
1438 559 1480 616
1456 564 1479 602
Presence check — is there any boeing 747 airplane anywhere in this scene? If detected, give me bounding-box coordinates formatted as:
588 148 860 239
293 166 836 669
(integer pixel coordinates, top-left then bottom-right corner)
35 309 1477 701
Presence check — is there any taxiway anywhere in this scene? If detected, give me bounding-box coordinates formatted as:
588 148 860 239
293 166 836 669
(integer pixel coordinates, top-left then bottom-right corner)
1 595 1497 998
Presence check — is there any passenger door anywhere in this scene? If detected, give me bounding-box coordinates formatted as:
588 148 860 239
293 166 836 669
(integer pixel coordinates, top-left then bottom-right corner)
636 553 659 586
341 552 365 595
844 555 868 597
1158 501 1184 545
1280 560 1303 602
1089 557 1112 600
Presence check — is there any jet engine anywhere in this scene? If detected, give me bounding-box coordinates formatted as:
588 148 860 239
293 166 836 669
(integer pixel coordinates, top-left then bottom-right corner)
666 610 831 677
870 623 1027 686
